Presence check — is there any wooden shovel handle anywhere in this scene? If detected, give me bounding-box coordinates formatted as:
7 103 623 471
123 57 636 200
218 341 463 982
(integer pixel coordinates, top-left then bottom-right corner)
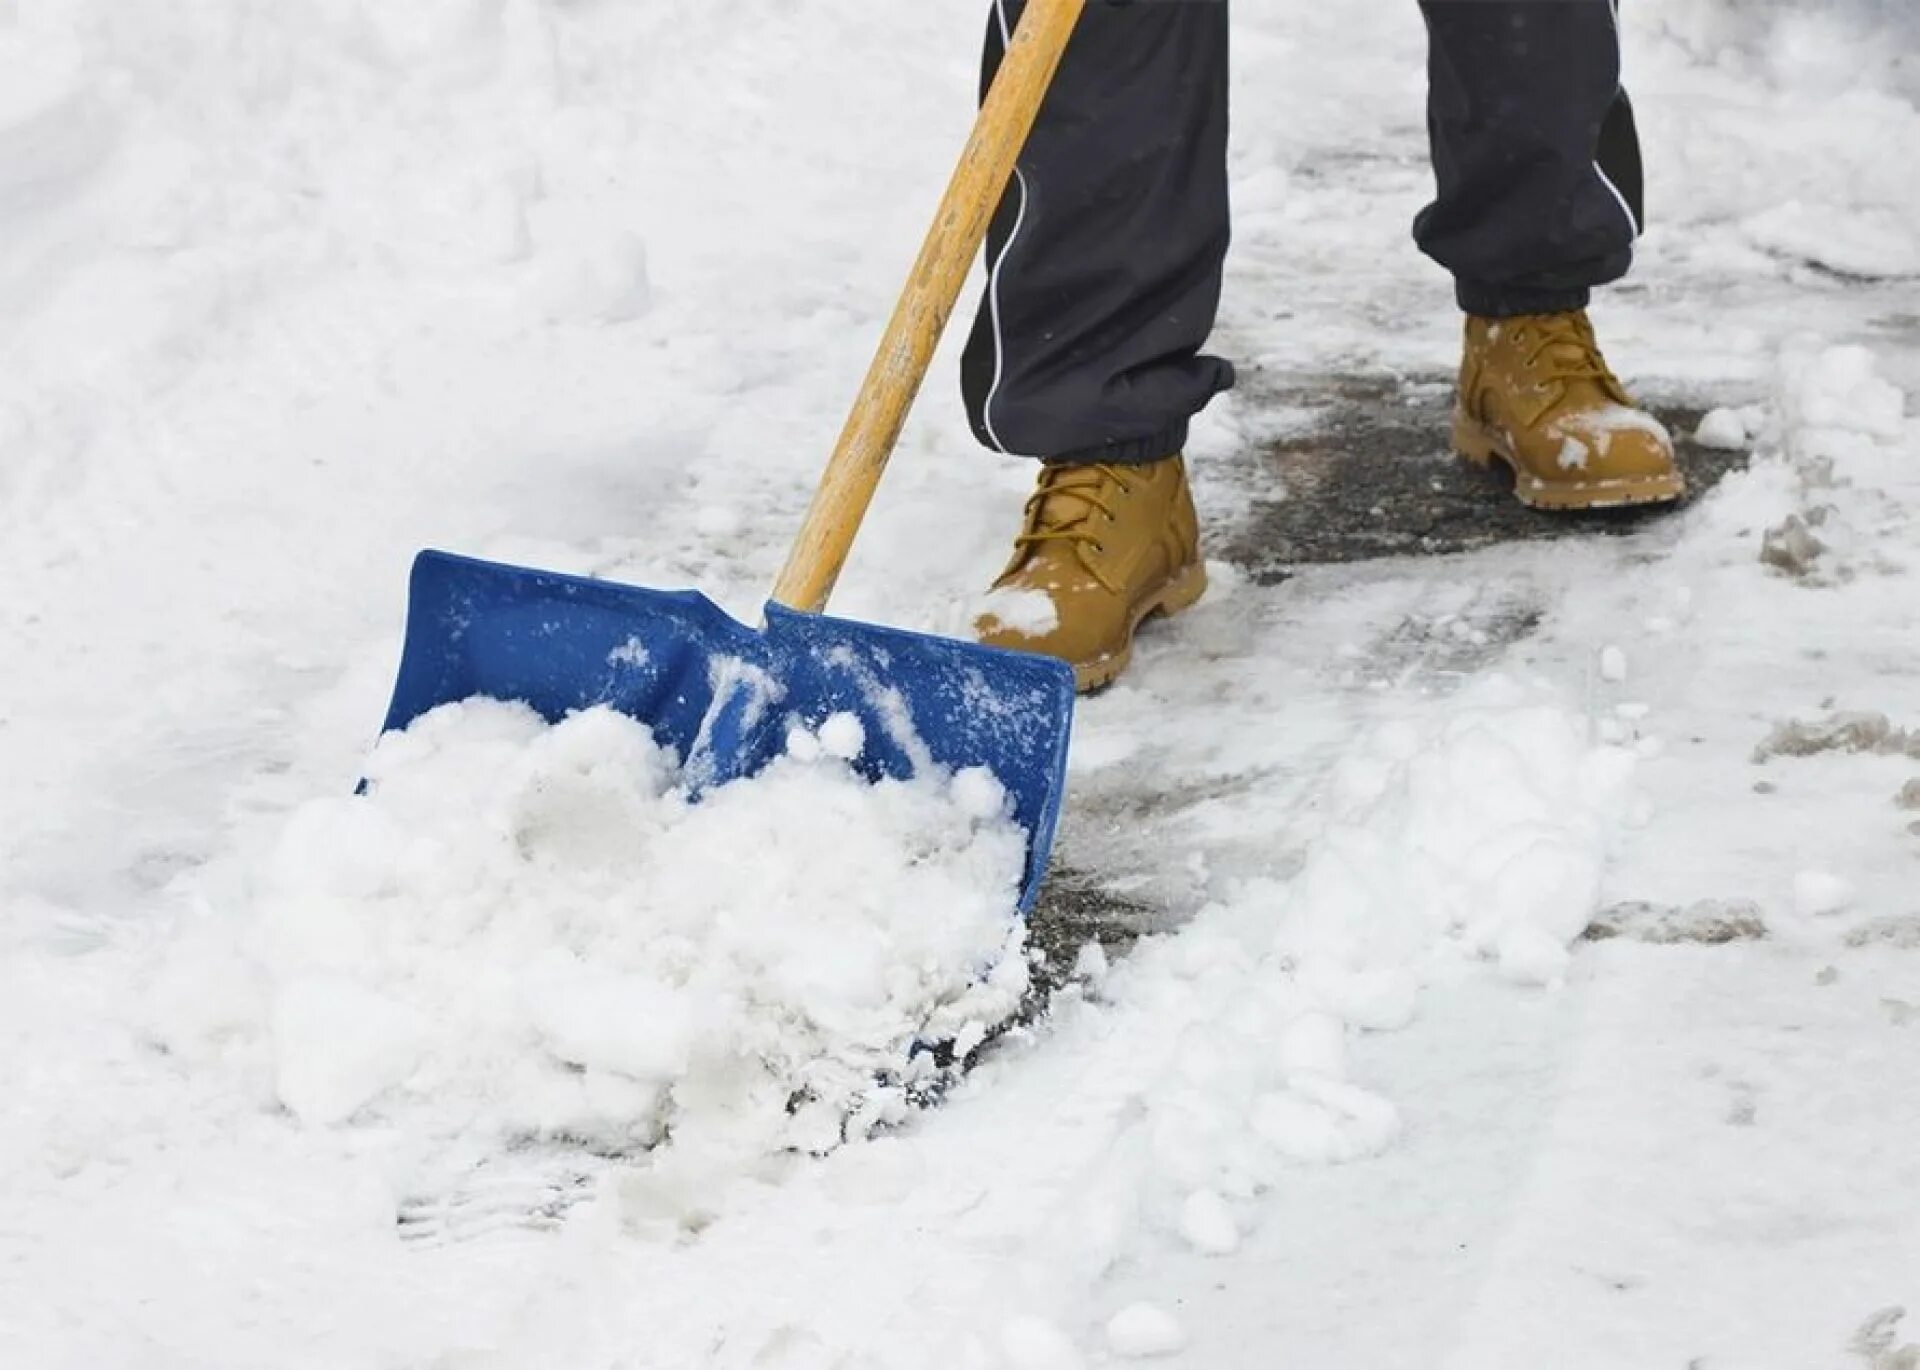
770 0 1086 614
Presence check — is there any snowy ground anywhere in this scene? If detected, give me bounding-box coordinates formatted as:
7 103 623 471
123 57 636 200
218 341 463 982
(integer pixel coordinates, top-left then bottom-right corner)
3 1 1918 1366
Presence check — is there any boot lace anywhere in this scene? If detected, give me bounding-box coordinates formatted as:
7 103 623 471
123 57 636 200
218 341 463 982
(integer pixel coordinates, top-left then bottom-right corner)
1511 312 1628 417
1015 463 1137 592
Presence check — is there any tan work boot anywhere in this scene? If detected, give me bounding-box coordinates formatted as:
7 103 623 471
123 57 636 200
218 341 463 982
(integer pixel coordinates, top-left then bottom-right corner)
1453 310 1685 510
974 456 1206 693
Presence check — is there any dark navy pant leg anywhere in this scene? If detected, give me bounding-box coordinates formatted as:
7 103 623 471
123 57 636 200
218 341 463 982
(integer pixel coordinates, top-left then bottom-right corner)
1415 0 1645 318
961 0 1235 464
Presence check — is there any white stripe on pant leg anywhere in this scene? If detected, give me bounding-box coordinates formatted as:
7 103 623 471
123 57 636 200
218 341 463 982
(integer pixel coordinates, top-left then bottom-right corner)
1596 0 1641 239
1595 163 1641 239
981 0 1026 455
981 166 1029 455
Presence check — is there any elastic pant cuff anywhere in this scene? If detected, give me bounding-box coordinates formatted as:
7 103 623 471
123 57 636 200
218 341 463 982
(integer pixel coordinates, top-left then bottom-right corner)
1455 281 1593 319
1048 421 1190 467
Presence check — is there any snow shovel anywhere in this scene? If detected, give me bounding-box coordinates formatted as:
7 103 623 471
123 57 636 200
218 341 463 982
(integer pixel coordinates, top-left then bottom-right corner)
376 0 1085 913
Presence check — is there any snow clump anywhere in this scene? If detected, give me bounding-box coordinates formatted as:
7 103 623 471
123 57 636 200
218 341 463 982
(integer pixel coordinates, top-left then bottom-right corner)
1104 1303 1187 1358
153 700 1032 1161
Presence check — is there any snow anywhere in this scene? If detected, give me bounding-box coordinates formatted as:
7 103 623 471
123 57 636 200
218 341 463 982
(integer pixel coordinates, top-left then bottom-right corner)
1793 869 1858 919
977 585 1063 639
5 0 1920 1366
1177 1188 1241 1257
1002 1316 1087 1370
1551 404 1672 469
270 975 429 1129
159 700 1031 1165
1071 938 1110 985
1105 1303 1188 1359
1694 405 1753 449
1744 201 1920 281
815 709 868 763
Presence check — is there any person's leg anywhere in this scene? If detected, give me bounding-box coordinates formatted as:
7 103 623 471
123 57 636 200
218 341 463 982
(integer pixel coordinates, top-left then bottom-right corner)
967 0 1231 691
1415 0 1642 317
1416 0 1679 511
961 0 1234 465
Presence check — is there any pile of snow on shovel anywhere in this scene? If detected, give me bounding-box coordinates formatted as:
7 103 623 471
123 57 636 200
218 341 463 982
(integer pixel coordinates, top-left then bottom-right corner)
147 699 1031 1160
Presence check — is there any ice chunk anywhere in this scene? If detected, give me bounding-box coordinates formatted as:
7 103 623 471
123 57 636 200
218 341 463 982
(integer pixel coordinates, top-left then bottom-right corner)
1178 1189 1240 1256
785 725 824 762
951 766 1009 822
816 711 866 762
1105 1303 1186 1359
1694 407 1750 451
1250 1077 1400 1164
1793 869 1855 918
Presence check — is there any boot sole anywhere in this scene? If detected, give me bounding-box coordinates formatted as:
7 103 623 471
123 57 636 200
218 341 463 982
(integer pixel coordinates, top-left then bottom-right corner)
1453 413 1687 512
1071 560 1209 695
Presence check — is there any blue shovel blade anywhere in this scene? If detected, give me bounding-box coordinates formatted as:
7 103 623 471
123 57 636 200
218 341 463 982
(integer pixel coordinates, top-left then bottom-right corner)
378 550 1076 914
